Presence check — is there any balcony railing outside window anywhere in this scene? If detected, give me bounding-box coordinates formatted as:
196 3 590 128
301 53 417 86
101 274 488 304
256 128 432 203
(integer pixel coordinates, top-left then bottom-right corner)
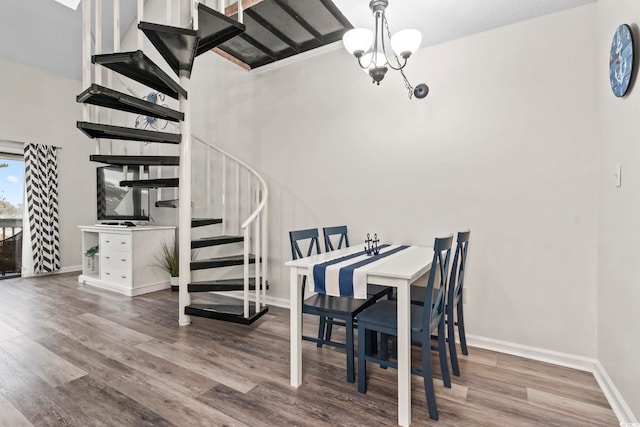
0 217 22 277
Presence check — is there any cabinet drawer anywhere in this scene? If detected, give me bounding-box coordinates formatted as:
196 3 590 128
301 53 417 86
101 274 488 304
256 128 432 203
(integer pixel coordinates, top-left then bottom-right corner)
101 254 131 271
100 233 132 253
101 268 132 286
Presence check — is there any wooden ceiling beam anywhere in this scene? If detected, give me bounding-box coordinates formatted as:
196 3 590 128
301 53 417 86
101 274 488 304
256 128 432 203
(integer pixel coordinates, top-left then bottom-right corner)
213 48 251 71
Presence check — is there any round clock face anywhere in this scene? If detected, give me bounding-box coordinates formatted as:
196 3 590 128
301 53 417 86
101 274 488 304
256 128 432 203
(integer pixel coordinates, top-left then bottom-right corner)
609 24 634 97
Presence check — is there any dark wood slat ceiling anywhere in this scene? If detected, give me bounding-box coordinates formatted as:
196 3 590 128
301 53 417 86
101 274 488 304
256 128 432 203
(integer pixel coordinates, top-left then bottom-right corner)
217 0 352 70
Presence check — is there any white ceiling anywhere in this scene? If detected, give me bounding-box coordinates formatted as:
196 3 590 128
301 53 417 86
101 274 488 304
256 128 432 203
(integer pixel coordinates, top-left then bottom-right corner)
0 0 595 81
334 0 596 48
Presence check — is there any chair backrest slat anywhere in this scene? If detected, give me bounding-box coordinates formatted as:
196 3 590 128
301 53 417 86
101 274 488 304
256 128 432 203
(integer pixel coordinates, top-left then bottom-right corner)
289 228 321 261
422 235 453 335
323 225 349 252
448 230 471 306
289 228 321 294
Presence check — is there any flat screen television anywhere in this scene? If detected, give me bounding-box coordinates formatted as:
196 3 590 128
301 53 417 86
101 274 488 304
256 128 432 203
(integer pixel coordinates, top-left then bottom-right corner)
97 166 150 222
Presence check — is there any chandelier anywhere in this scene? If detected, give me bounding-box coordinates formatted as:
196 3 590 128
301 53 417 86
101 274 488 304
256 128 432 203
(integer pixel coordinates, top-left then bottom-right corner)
343 0 428 99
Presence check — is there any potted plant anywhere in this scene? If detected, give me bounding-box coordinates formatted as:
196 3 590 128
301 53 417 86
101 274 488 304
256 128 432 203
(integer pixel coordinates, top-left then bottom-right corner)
154 240 179 290
84 245 99 274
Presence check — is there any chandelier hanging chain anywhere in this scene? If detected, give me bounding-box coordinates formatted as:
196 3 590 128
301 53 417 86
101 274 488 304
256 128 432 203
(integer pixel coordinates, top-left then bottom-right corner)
383 14 415 99
382 15 407 71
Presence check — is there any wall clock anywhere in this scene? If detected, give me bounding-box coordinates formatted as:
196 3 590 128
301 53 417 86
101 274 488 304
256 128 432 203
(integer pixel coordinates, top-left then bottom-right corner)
609 24 634 97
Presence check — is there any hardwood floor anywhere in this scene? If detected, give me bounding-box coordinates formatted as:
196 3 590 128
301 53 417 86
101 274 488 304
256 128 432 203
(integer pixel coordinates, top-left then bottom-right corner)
0 273 617 426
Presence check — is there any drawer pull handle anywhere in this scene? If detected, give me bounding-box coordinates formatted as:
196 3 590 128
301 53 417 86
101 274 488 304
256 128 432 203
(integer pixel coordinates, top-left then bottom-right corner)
105 240 110 243
121 242 126 245
105 272 110 275
121 259 126 262
121 276 126 279
105 256 110 259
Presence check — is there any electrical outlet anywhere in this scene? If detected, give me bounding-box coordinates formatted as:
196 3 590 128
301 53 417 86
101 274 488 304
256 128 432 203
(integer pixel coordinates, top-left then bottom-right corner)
463 287 467 304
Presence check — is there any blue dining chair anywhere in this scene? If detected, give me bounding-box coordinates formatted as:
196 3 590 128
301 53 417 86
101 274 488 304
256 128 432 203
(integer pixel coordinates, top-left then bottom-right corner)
289 228 379 383
322 226 394 344
409 230 471 376
356 235 453 421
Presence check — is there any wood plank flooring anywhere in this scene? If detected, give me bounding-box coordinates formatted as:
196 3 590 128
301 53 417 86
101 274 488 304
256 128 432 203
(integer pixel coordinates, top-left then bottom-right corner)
0 273 618 426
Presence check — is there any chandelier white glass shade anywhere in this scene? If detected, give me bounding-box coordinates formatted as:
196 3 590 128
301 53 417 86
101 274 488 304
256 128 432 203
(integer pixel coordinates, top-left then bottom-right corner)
342 0 428 99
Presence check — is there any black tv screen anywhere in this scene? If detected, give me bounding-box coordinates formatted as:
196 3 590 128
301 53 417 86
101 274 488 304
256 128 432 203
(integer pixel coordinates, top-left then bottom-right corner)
97 166 150 221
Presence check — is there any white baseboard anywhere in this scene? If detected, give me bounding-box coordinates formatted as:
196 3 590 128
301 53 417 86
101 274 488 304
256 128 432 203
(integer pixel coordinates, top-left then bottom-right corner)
466 334 637 423
22 265 82 277
59 265 82 274
593 361 638 424
465 334 597 372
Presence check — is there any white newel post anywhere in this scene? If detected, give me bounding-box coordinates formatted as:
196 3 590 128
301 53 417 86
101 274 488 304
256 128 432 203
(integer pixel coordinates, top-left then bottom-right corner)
178 0 193 326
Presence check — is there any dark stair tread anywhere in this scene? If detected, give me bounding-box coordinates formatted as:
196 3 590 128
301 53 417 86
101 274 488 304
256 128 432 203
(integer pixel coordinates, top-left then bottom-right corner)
190 254 256 270
77 122 181 144
191 218 223 227
92 50 186 100
139 22 199 75
185 304 268 325
188 277 263 292
196 3 246 56
191 235 244 249
156 199 179 208
90 155 180 166
120 178 179 188
77 84 184 122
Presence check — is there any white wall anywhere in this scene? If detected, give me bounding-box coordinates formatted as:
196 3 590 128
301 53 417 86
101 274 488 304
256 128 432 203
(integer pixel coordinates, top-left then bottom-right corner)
597 0 640 419
222 5 599 357
0 58 96 271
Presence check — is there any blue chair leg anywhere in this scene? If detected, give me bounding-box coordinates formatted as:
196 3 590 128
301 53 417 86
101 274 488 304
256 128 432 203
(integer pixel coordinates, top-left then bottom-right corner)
438 319 451 388
326 317 334 342
317 316 326 348
457 303 468 355
421 337 438 421
358 322 367 393
448 312 460 376
380 333 388 369
346 317 355 383
371 330 378 355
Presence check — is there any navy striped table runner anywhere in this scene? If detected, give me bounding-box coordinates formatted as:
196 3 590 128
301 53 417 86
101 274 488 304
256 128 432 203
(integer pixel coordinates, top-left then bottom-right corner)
310 245 409 298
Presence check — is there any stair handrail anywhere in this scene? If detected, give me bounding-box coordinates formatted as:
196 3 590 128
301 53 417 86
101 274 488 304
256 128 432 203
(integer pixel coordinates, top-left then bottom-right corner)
110 73 269 232
110 71 268 318
191 135 268 229
192 133 268 318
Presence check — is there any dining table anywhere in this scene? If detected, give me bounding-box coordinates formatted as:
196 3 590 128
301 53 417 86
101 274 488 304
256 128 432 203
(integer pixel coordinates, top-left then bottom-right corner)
285 244 434 427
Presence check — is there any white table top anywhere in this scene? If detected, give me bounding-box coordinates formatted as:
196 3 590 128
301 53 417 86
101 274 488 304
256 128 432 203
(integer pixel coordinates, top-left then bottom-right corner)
285 245 433 282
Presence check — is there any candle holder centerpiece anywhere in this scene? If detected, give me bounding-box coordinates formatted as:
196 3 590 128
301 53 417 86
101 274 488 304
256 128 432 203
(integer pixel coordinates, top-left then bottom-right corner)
364 233 381 256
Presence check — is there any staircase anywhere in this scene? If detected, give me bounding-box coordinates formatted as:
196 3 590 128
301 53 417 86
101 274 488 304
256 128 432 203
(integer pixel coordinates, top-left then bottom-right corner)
76 1 268 326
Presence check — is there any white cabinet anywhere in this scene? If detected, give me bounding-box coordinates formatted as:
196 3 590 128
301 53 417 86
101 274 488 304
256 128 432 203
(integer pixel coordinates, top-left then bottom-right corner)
78 226 176 296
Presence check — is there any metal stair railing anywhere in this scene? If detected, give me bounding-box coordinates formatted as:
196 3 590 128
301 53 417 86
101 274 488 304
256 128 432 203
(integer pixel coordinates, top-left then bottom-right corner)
192 134 269 317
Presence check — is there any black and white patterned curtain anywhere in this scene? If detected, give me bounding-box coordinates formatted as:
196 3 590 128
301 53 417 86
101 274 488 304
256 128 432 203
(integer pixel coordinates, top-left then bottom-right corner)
24 143 60 274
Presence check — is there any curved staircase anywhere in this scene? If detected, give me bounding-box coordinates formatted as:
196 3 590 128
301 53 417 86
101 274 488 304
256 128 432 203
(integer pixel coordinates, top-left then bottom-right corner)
76 2 268 325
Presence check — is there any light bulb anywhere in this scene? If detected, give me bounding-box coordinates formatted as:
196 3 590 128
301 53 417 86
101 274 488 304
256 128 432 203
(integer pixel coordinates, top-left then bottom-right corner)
390 29 422 58
343 28 374 56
